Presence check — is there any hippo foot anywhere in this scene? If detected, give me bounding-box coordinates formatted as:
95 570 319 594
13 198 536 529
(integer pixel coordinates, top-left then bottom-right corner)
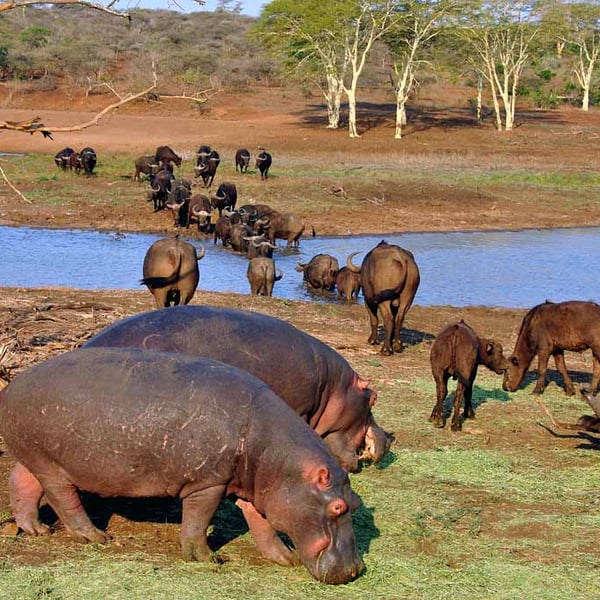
68 525 111 544
15 515 51 537
181 537 211 562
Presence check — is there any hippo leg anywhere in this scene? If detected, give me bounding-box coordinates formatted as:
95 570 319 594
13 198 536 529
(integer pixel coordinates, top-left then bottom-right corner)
180 485 226 561
553 351 575 395
9 462 50 536
40 478 110 543
235 499 299 567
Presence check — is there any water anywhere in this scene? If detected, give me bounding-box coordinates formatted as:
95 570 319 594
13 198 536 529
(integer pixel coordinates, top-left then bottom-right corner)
1 225 599 308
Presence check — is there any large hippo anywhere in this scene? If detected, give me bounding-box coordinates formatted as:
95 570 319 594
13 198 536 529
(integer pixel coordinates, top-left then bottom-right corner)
83 305 388 472
0 348 364 585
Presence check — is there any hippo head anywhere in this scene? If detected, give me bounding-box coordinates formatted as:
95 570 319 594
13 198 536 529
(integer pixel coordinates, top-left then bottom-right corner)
264 462 364 585
319 377 389 473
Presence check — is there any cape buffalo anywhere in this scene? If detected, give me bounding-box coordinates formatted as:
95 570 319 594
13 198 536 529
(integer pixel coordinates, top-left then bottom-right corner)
195 149 220 188
147 169 175 212
336 253 362 304
78 147 97 176
503 300 600 396
247 257 283 296
296 254 339 291
256 148 272 179
348 241 420 355
254 211 306 249
213 214 232 246
211 182 237 216
140 238 205 308
134 155 161 181
54 147 75 170
235 148 251 173
154 145 181 168
429 321 509 431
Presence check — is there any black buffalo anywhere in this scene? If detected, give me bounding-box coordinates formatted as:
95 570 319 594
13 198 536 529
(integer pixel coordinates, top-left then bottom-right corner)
235 148 251 173
54 147 75 170
211 182 237 216
255 148 272 180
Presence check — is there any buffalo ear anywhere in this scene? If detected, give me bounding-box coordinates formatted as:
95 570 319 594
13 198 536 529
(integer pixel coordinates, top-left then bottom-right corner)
486 342 494 354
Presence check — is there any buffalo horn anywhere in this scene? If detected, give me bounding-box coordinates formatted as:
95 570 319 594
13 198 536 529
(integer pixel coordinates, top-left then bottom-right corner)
275 269 284 281
195 243 206 261
581 388 600 417
346 251 362 273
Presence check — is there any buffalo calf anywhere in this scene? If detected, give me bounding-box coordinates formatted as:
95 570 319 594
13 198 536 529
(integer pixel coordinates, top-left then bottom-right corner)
429 321 508 431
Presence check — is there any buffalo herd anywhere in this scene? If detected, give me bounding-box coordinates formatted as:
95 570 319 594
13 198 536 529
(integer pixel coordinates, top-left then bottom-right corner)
26 138 600 584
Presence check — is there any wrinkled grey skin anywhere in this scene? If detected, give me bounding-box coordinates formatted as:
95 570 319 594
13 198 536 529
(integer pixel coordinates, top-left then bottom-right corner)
84 305 388 472
0 348 363 584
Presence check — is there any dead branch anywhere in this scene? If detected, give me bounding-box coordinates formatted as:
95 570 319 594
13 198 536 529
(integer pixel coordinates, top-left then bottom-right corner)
536 398 562 429
0 64 159 137
0 0 133 18
328 185 348 198
0 162 32 203
550 127 584 136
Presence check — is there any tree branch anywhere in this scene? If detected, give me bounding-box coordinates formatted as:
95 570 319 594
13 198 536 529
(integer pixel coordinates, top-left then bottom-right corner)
0 162 32 204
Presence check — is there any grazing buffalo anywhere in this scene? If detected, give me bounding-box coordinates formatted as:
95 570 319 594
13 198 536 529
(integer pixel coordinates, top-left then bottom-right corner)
0 348 364 584
211 182 237 216
247 257 283 296
235 148 251 173
147 169 175 212
195 149 220 188
347 241 420 355
336 253 362 304
54 147 75 170
140 238 205 308
134 154 161 181
429 321 509 431
254 211 306 250
502 300 600 396
78 147 97 176
84 305 389 472
296 254 339 291
154 145 182 168
256 148 272 179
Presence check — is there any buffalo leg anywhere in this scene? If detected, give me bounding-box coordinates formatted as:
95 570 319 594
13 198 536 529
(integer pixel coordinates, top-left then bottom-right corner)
430 371 450 428
235 499 299 566
365 301 380 346
451 381 466 431
9 462 50 536
553 351 575 396
378 302 394 355
463 383 476 420
591 353 600 395
180 485 226 561
534 349 551 394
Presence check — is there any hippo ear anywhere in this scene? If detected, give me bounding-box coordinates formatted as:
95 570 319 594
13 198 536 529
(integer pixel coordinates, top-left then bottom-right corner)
367 389 377 408
357 377 370 390
327 498 348 518
317 467 331 489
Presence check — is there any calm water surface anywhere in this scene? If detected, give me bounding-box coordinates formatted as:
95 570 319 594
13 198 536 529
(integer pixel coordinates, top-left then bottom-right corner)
1 225 599 308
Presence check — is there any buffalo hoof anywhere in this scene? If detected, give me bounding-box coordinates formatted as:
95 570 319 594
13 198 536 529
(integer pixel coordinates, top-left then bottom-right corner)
368 338 380 346
392 342 404 353
380 347 393 356
532 386 545 395
430 418 444 429
450 421 462 432
565 385 575 396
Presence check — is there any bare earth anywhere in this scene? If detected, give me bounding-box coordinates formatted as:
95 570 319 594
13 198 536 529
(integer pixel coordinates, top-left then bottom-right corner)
0 87 599 566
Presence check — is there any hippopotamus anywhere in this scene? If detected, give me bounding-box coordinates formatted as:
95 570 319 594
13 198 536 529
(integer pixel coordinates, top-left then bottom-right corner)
0 348 364 585
83 305 388 472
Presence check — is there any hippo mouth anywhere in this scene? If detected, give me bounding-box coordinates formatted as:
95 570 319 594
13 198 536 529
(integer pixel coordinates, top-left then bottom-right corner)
357 422 390 464
307 536 364 585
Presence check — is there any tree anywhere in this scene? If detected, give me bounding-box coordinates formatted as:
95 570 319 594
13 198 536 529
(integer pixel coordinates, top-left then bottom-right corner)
254 0 394 137
386 0 463 139
545 1 600 111
457 0 542 131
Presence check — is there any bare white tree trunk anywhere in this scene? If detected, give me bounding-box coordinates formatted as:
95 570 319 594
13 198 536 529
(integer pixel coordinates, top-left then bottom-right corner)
573 44 599 112
323 72 344 128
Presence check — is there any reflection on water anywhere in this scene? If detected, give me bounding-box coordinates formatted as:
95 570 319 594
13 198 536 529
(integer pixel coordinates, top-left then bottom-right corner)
1 225 599 308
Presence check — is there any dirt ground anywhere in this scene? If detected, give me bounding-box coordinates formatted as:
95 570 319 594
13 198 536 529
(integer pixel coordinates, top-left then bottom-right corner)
0 86 599 566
